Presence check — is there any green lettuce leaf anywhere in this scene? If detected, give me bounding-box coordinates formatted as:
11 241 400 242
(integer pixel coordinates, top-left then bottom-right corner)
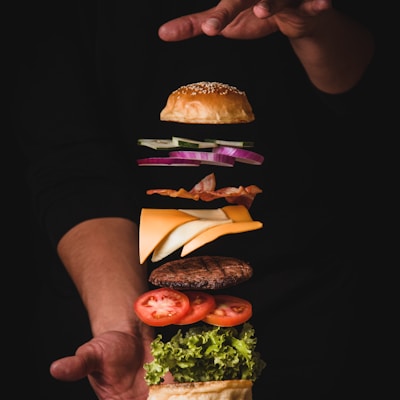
144 322 266 385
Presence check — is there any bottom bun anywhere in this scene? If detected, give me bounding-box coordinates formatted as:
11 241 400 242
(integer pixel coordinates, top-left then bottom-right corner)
147 379 252 400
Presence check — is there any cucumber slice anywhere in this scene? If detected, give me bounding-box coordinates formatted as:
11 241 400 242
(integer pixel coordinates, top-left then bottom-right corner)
205 139 255 148
137 139 179 150
171 136 218 149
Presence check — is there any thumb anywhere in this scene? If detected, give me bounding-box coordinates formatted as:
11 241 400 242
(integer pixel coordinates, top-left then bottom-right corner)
50 351 95 381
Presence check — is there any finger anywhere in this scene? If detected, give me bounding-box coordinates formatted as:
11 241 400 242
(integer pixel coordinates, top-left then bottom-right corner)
218 9 277 39
50 355 90 381
309 0 331 13
158 0 256 41
254 0 330 18
253 0 302 18
50 341 102 382
201 0 256 36
158 13 206 42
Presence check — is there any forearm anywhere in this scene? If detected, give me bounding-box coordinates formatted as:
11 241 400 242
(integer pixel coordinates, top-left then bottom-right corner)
57 217 148 337
289 8 375 94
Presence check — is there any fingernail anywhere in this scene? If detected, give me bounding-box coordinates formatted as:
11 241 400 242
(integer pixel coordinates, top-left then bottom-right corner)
204 18 221 31
315 0 330 10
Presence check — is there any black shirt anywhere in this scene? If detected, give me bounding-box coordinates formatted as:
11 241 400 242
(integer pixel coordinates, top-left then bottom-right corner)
11 1 381 398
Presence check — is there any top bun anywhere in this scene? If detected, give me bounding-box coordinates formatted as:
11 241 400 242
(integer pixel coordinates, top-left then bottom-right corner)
160 81 255 124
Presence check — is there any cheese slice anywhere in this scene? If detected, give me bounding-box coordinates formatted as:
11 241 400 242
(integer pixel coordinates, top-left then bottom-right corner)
139 205 263 264
177 208 228 219
139 209 198 264
222 205 258 222
151 218 232 262
181 205 263 256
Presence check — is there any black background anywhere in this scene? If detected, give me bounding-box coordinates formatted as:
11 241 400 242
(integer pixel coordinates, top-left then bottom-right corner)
4 1 394 397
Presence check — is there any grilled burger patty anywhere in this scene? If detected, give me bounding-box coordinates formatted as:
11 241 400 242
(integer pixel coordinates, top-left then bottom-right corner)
149 255 253 290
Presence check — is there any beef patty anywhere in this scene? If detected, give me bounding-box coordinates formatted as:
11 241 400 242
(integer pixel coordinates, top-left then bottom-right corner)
149 255 253 290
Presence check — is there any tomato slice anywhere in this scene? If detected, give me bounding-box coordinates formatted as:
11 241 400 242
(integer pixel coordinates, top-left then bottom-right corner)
202 294 252 327
175 291 216 325
134 288 190 326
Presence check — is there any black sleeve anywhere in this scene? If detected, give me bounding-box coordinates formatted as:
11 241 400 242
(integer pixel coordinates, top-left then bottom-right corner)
307 0 381 117
12 2 140 248
313 49 381 119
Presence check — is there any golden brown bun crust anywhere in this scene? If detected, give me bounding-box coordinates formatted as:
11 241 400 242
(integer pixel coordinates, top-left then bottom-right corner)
147 379 252 400
160 82 255 124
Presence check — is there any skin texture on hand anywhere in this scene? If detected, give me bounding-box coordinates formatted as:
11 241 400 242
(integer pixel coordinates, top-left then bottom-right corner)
50 329 155 400
56 218 147 337
52 217 168 399
158 0 374 94
158 0 332 41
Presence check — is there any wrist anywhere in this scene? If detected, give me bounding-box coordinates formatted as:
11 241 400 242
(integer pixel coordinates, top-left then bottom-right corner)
87 285 149 337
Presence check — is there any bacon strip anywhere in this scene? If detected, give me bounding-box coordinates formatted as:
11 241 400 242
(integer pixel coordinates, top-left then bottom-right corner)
190 172 216 192
146 173 262 209
146 188 200 200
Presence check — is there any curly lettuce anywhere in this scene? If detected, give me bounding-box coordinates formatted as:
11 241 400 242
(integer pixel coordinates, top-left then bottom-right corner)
144 322 266 385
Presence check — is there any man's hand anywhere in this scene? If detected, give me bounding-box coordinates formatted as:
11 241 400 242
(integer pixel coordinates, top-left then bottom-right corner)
50 328 157 400
158 0 332 41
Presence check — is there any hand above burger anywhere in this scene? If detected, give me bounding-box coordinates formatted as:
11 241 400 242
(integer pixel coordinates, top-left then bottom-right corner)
158 0 332 41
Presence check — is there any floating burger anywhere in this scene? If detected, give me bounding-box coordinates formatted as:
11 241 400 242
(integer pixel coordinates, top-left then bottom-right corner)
134 82 266 400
